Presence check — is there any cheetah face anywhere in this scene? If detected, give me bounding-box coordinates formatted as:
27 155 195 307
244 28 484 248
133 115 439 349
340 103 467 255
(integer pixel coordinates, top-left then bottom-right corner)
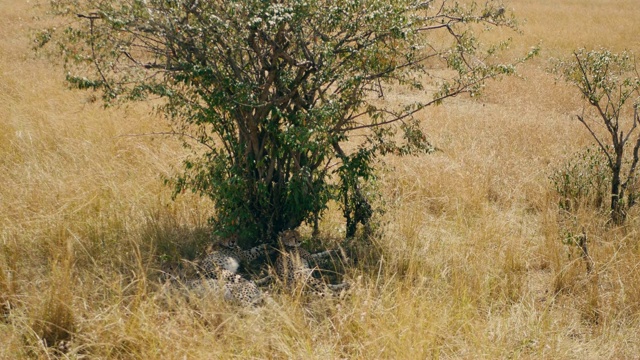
219 234 239 248
279 230 301 247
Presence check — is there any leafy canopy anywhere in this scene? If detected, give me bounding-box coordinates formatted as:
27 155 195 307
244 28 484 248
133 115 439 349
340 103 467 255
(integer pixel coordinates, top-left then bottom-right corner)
43 0 535 244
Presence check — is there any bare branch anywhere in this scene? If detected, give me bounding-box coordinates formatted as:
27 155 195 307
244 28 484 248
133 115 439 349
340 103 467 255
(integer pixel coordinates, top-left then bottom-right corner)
117 131 216 152
577 114 614 168
623 107 640 192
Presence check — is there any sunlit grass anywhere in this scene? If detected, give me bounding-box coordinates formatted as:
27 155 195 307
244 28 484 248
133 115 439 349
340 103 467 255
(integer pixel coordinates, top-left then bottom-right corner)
2 1 640 358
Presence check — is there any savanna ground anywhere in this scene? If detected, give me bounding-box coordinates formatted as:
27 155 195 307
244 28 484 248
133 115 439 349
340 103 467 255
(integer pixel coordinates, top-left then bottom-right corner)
2 1 640 358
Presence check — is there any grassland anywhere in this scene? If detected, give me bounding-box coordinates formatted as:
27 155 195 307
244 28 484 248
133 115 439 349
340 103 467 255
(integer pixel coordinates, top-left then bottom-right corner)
2 1 640 358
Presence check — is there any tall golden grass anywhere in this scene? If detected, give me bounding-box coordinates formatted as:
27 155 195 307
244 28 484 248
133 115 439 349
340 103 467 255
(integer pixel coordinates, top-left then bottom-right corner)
2 0 640 358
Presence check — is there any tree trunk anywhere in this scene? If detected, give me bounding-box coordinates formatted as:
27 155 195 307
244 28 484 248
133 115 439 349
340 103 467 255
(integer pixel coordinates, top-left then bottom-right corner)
611 158 626 224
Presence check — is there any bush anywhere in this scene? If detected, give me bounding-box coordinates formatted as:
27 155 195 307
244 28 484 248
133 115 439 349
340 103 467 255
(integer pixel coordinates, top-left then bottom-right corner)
550 146 610 213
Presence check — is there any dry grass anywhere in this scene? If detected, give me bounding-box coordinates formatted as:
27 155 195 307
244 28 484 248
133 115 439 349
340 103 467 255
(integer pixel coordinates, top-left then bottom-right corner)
2 0 640 358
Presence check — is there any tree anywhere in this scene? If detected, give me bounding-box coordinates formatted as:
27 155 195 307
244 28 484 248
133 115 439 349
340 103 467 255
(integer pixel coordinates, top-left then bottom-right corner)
42 0 534 245
554 49 640 224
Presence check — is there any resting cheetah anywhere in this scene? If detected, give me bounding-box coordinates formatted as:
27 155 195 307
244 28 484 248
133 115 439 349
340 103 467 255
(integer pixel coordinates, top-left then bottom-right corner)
189 269 265 307
275 230 348 296
198 236 271 278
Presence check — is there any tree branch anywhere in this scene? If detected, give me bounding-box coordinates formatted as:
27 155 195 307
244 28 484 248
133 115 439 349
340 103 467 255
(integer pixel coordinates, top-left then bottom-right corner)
117 131 216 152
577 114 614 169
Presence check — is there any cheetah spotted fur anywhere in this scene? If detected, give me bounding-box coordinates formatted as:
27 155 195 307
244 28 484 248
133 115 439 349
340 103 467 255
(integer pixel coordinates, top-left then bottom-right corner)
198 239 270 278
189 269 265 307
275 230 348 297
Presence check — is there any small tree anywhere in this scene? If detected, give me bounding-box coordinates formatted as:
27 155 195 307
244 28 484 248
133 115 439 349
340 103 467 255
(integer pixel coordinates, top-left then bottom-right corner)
554 49 640 224
41 0 533 245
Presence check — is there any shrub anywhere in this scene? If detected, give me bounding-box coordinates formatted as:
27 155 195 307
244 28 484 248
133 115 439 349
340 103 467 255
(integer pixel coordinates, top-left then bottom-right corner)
550 145 610 213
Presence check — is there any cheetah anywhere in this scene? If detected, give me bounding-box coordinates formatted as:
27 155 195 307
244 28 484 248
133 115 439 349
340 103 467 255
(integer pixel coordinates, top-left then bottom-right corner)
274 230 348 297
198 236 271 278
159 236 271 307
188 269 266 307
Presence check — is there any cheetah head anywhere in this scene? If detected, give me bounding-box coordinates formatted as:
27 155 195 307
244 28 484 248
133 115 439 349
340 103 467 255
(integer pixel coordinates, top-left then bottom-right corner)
219 235 238 248
278 229 301 247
